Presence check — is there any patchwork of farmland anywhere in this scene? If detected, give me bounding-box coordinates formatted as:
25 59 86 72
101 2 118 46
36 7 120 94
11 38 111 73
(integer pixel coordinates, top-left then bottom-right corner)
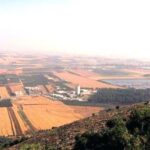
0 96 102 136
54 71 119 89
8 83 24 95
69 69 101 80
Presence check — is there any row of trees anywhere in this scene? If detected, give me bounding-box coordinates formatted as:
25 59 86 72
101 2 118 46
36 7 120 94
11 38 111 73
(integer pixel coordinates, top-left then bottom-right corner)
0 136 26 149
88 88 150 104
0 99 12 107
74 106 150 150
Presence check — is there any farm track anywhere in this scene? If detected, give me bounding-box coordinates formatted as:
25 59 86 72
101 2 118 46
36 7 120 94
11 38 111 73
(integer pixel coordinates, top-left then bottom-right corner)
44 85 50 93
18 106 36 133
7 107 23 135
21 104 48 106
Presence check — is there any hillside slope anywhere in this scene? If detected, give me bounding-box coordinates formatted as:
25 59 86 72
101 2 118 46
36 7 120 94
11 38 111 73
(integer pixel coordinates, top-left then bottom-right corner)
8 103 148 150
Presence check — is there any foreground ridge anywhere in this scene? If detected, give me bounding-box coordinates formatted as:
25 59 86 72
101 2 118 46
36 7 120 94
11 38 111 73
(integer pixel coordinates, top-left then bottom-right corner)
7 103 148 150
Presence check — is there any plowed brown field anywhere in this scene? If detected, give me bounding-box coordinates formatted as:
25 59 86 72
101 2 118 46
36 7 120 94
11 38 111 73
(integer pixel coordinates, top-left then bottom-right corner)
54 71 119 89
8 84 24 94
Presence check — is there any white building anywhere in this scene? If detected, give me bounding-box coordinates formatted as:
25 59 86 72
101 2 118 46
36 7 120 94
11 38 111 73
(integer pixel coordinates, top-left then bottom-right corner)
76 84 81 96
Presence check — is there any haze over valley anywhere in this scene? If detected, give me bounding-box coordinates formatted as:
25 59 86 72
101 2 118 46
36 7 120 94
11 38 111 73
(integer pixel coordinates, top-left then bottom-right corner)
1 0 150 149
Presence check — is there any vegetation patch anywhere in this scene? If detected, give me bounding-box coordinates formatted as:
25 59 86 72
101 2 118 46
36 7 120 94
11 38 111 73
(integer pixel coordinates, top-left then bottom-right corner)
19 74 48 87
0 99 12 107
20 143 42 150
89 88 150 105
0 136 26 149
61 100 112 108
74 106 150 150
93 69 131 77
143 74 150 77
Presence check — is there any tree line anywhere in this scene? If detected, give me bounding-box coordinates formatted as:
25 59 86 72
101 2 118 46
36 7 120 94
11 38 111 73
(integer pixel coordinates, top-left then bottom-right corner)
88 88 150 105
0 99 12 107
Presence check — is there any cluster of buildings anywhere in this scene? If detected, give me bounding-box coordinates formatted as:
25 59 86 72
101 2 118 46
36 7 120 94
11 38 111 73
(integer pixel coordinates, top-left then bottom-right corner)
24 84 54 96
50 85 96 101
0 80 95 103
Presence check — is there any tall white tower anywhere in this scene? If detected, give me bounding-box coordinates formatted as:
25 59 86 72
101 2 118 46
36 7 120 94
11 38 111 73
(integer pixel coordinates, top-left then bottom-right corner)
76 84 81 96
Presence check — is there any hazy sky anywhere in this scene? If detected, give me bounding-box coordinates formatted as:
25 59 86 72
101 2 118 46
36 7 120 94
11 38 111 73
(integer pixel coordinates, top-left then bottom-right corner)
0 0 150 60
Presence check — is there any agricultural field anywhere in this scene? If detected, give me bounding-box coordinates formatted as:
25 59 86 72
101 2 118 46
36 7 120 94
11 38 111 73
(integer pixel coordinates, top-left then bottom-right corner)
123 68 150 77
92 68 150 80
0 107 13 136
70 106 103 118
0 86 10 99
0 69 7 74
8 83 24 94
69 69 101 80
54 71 119 89
14 96 84 130
0 96 102 137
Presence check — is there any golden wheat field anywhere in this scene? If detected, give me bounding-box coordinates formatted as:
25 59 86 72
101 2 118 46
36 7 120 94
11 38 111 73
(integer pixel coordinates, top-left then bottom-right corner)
70 106 104 118
0 86 10 99
0 107 13 136
54 71 119 89
0 96 102 136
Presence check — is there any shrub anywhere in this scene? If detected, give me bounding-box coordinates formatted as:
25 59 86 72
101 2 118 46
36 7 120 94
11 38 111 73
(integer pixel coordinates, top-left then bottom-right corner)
20 143 42 150
74 106 150 150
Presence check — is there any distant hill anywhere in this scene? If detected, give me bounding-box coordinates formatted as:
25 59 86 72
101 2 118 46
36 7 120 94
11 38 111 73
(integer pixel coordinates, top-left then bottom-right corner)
6 102 150 150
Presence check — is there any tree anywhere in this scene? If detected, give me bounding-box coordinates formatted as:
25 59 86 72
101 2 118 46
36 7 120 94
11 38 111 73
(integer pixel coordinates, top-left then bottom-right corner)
74 106 150 150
